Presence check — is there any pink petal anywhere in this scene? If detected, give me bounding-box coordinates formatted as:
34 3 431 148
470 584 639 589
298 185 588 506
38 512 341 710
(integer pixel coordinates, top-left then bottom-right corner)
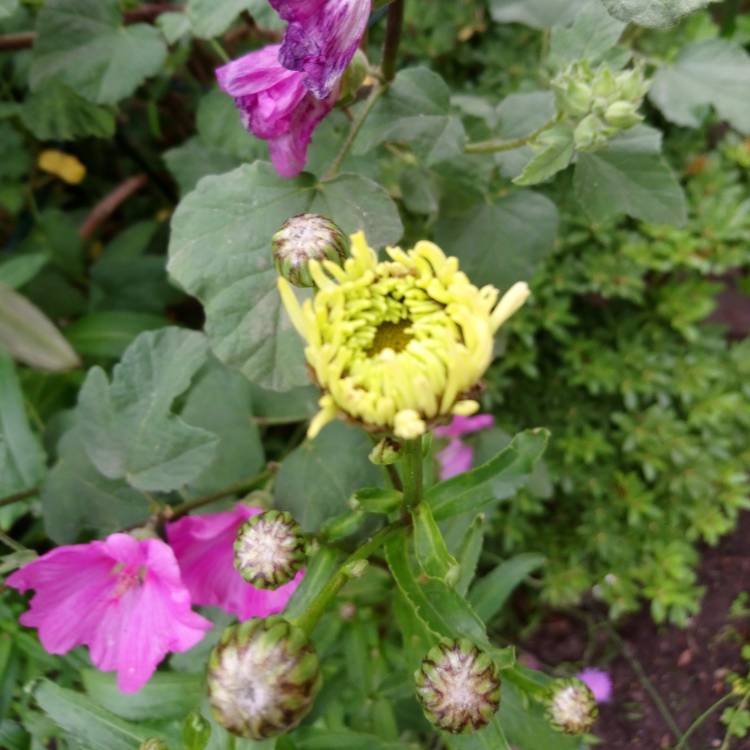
436 439 474 480
577 668 613 703
434 414 495 439
166 504 303 621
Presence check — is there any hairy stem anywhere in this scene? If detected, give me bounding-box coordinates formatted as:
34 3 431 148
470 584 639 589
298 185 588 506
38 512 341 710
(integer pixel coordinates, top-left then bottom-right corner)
464 116 560 154
293 521 403 633
323 83 383 180
381 0 405 83
400 437 423 512
0 488 38 509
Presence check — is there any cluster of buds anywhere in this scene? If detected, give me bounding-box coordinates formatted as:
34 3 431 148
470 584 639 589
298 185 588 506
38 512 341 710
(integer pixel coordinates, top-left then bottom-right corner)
208 617 321 739
234 510 306 589
272 213 349 288
545 677 598 735
415 639 501 734
551 60 650 152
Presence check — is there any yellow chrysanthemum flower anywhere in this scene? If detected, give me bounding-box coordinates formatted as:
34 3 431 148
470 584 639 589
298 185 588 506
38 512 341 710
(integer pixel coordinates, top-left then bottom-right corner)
278 231 529 440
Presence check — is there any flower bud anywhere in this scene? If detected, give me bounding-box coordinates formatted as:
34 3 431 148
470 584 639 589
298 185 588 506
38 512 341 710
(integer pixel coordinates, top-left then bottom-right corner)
369 436 402 465
546 678 598 735
557 79 593 117
208 617 321 739
338 48 369 106
272 213 349 288
139 741 168 750
573 114 606 152
415 638 501 734
234 510 306 590
604 100 642 129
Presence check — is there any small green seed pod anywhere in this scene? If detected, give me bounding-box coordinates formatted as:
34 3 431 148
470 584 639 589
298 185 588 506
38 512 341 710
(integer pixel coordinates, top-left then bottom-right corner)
234 510 306 590
272 213 349 288
546 678 598 735
208 617 322 740
414 638 501 734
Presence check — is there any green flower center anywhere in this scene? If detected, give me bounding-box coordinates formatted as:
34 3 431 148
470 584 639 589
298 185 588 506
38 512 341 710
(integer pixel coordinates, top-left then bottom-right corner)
367 319 413 356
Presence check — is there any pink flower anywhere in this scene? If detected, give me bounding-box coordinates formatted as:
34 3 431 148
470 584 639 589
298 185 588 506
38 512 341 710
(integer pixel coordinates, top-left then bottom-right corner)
270 0 371 99
577 668 613 703
216 44 336 178
6 534 211 693
166 504 302 621
434 414 495 480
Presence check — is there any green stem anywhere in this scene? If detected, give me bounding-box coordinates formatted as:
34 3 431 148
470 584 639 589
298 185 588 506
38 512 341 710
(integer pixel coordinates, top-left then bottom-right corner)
0 488 37 509
381 0 405 83
674 692 736 750
719 691 750 750
0 529 26 553
293 521 403 634
323 83 383 180
169 468 274 521
208 38 231 63
464 116 560 154
400 437 423 512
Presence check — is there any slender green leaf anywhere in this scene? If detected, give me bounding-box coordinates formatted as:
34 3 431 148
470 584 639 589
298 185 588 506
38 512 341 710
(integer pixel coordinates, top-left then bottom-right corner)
0 283 80 371
426 430 550 521
413 502 458 580
0 252 49 290
454 514 486 596
349 487 403 514
285 547 344 619
469 553 546 621
77 328 218 492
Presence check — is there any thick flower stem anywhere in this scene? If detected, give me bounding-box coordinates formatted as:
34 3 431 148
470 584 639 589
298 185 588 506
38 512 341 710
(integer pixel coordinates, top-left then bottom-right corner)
293 521 403 634
381 0 405 83
464 116 560 154
401 437 423 513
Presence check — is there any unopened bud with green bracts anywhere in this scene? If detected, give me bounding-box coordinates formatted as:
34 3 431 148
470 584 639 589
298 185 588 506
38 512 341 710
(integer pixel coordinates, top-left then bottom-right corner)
338 48 369 106
234 510 306 590
207 617 321 740
415 638 501 734
545 677 598 735
272 213 349 288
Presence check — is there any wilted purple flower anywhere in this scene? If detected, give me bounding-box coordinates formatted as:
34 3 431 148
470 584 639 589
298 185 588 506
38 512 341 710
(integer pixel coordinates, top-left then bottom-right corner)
270 0 371 99
577 668 612 703
434 414 494 480
216 44 336 177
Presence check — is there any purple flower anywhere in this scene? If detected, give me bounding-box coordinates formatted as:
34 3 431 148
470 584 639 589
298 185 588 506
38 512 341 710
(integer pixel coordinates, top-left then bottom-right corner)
577 668 613 703
6 534 211 693
216 44 336 177
434 414 495 480
166 504 303 622
270 0 371 99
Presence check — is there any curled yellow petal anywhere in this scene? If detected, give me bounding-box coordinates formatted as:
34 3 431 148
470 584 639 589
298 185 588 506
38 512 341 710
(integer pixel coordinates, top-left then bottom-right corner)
491 281 530 331
38 149 86 185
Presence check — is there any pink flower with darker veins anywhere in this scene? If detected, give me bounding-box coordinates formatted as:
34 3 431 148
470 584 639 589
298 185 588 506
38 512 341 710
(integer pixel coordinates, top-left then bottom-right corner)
166 504 303 622
434 414 495 480
6 534 211 693
216 44 336 177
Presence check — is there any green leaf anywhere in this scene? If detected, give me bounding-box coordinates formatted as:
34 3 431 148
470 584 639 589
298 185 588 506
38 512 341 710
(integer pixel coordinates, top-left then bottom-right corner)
413 502 458 580
0 123 31 182
349 487 403 514
443 717 512 750
167 162 402 391
385 533 488 645
183 711 212 750
0 252 48 289
41 423 149 543
275 422 382 531
77 328 218 492
454 514 485 596
20 81 115 140
469 553 546 621
294 730 413 750
181 359 265 495
600 0 717 27
34 679 166 749
163 137 240 196
0 351 46 497
186 0 251 38
355 67 466 165
30 0 167 105
81 670 203 721
574 125 688 225
549 0 626 68
0 0 18 20
64 312 167 359
649 39 750 134
157 11 192 43
0 283 81 371
434 190 558 288
426 430 549 521
284 547 344 619
248 383 318 424
0 719 28 750
489 0 585 28
512 125 575 186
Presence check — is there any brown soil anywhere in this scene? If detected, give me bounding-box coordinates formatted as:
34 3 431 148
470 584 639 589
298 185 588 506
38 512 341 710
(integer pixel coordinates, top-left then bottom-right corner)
523 513 750 750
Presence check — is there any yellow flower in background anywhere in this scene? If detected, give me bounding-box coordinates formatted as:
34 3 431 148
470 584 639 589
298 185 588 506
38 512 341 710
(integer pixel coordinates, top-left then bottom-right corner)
37 150 86 185
278 231 529 440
